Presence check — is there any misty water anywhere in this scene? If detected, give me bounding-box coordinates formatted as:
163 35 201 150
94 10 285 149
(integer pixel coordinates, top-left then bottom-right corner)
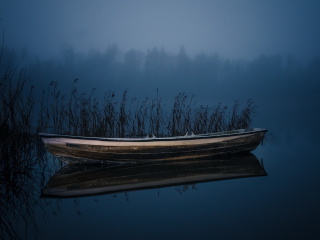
1 48 320 240
3 107 320 239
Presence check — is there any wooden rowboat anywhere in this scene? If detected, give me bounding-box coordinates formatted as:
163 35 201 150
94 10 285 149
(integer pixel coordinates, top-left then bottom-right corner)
41 153 267 198
39 128 267 163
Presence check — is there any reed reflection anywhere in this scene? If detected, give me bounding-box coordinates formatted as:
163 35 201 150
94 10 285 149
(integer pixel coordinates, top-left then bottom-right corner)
0 134 58 240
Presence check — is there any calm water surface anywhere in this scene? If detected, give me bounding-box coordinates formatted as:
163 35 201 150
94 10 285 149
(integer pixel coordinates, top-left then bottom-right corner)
4 135 320 240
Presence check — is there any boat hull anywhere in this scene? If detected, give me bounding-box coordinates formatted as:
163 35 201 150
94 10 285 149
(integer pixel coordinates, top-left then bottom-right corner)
39 128 267 163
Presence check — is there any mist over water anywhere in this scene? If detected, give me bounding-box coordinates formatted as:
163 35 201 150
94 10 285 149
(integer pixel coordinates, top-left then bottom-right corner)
2 0 320 61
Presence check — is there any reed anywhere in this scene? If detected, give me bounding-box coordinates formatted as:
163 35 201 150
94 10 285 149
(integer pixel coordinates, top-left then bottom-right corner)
0 63 51 240
1 67 256 141
0 64 40 163
36 80 256 138
0 57 256 140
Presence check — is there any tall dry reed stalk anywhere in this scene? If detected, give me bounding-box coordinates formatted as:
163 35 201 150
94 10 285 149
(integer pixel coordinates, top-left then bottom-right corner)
36 80 256 138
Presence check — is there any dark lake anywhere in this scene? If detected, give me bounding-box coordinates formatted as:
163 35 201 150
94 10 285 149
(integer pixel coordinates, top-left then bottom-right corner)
1 31 320 239
3 129 320 240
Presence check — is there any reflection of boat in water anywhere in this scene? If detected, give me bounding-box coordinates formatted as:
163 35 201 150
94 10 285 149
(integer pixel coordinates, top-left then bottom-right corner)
41 153 267 198
39 128 267 163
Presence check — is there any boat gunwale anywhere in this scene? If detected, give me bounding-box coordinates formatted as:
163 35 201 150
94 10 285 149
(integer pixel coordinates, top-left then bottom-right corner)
39 128 267 143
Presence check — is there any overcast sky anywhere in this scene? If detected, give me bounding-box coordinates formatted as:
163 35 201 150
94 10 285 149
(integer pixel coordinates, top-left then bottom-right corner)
1 0 320 60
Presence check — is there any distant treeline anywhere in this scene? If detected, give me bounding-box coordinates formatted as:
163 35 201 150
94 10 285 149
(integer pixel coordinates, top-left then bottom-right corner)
6 45 320 100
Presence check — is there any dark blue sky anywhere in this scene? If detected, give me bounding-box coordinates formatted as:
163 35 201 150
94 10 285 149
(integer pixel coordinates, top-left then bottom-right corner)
1 0 320 60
